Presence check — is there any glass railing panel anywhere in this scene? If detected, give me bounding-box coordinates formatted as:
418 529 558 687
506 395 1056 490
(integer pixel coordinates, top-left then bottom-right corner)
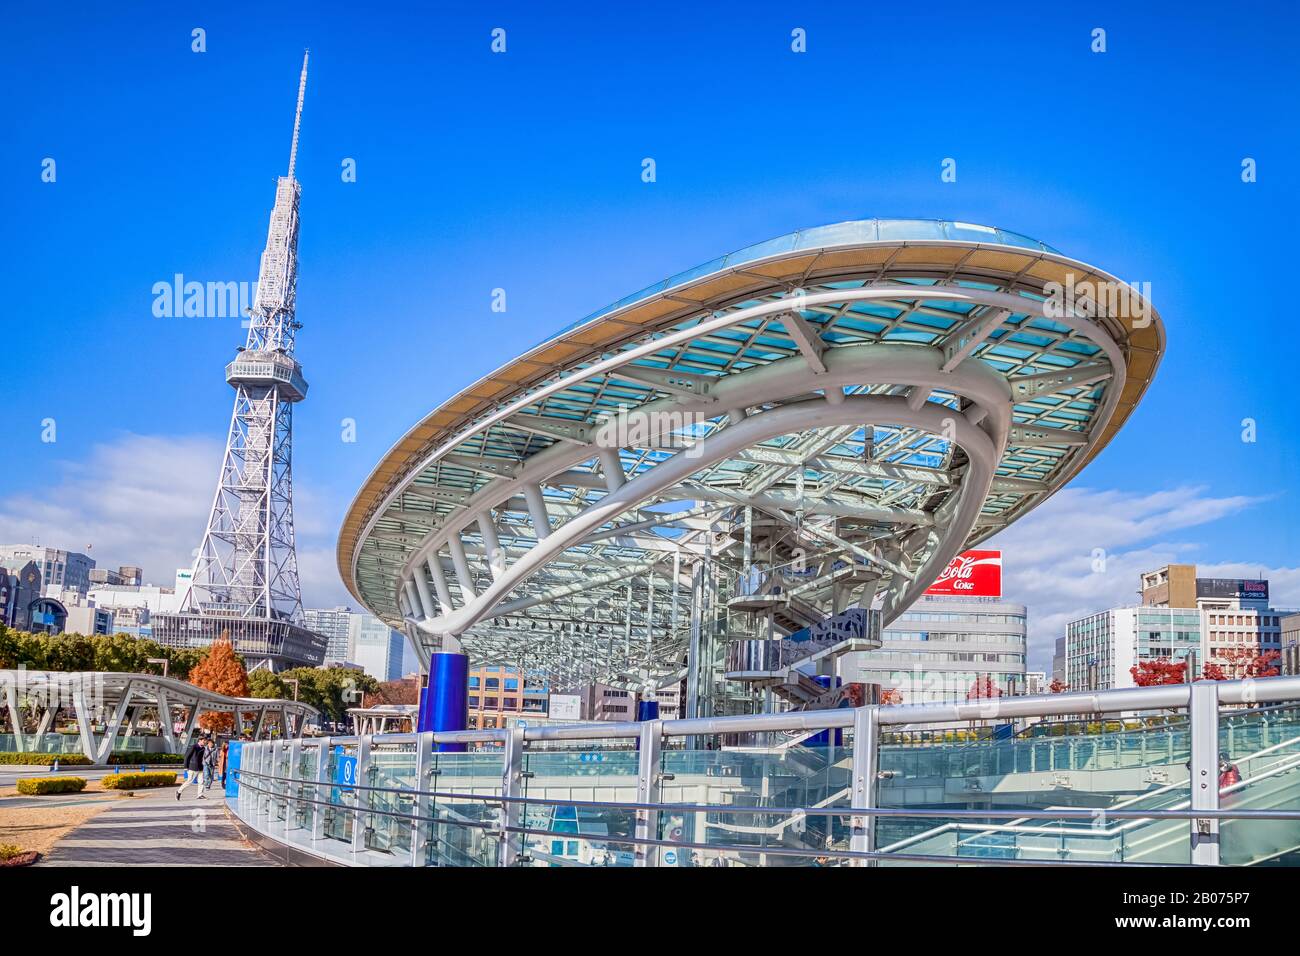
518 746 639 867
363 745 416 856
655 744 852 867
291 746 318 833
1220 704 1300 866
426 751 503 867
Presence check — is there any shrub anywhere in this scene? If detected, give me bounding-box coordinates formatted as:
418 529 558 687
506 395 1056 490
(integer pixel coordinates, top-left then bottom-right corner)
0 843 27 861
107 752 184 765
102 771 178 790
15 776 87 795
0 752 90 766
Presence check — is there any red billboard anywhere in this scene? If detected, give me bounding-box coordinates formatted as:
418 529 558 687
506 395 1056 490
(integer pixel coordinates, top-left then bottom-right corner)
924 549 1003 597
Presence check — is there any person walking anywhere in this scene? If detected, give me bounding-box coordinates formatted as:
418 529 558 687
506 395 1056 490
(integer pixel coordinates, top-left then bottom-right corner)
177 735 208 800
219 740 230 788
202 737 217 791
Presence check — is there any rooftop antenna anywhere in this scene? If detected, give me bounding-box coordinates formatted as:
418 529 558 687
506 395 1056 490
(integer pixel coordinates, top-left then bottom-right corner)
287 49 309 180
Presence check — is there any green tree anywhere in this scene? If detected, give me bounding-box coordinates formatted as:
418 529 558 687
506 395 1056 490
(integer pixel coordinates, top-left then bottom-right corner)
248 670 286 700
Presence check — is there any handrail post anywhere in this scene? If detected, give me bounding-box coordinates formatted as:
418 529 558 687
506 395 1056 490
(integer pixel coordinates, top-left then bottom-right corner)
410 731 434 866
635 720 663 867
850 705 880 866
271 739 285 824
498 727 526 867
351 735 372 860
1189 681 1220 865
312 738 331 842
287 737 303 831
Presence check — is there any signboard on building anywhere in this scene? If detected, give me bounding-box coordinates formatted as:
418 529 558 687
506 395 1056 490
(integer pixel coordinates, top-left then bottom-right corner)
548 693 582 721
1197 578 1269 601
924 549 1003 597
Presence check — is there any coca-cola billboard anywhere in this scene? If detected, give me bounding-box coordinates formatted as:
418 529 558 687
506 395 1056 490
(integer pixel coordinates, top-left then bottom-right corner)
924 550 1003 597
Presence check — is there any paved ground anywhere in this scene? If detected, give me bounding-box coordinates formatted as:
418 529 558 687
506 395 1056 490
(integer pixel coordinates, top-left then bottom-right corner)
37 790 279 867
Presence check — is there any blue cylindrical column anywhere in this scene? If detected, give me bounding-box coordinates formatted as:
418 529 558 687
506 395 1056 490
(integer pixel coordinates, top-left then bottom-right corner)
417 652 469 752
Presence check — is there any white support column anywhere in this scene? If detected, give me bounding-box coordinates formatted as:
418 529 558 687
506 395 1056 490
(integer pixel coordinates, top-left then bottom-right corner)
70 680 97 761
410 730 435 866
178 700 202 753
634 720 663 867
598 447 625 492
498 727 526 866
427 555 454 614
412 567 435 618
403 580 422 619
1189 680 1221 866
849 705 880 865
95 683 134 764
252 706 269 741
448 533 477 599
478 511 505 580
522 483 551 539
157 691 177 753
3 680 25 753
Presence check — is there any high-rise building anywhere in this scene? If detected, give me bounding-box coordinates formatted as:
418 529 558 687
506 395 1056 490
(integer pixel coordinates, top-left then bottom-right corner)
1065 605 1201 690
842 594 1028 705
0 546 95 595
349 612 405 682
150 54 326 671
304 606 355 662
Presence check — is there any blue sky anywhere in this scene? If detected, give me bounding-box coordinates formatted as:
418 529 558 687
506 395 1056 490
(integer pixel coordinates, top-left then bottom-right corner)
1 1 1297 667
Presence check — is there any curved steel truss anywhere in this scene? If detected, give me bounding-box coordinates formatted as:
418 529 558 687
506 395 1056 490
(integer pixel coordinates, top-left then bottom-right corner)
340 221 1164 690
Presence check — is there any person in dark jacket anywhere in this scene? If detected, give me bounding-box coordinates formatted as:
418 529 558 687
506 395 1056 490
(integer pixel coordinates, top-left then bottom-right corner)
177 735 209 800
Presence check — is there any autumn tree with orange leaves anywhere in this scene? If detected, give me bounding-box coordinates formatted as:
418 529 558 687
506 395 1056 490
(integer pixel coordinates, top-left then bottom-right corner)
187 631 249 733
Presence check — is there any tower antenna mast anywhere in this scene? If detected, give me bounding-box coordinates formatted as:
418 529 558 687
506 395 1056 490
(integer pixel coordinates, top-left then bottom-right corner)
287 49 309 180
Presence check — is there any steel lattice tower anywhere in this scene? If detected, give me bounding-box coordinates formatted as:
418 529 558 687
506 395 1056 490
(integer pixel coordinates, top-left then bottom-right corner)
184 51 311 626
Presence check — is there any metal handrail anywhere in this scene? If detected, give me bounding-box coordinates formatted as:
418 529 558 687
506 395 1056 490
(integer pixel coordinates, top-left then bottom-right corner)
231 767 1300 822
230 771 1297 868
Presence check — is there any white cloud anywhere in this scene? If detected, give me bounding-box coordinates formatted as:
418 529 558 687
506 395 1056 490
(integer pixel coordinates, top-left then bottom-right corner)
985 486 1297 671
0 433 350 609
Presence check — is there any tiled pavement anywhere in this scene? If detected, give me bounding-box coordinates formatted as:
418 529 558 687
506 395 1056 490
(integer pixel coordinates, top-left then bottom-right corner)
38 790 279 867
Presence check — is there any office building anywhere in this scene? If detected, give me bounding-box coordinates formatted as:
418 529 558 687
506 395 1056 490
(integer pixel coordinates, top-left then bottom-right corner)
0 545 95 595
304 606 356 662
842 594 1028 705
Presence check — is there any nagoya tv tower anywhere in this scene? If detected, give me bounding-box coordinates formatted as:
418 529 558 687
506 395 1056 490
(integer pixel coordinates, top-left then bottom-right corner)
155 53 326 671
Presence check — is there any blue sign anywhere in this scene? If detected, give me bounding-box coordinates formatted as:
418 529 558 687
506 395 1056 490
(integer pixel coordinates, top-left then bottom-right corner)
663 850 677 865
578 752 605 764
332 745 357 803
224 740 243 798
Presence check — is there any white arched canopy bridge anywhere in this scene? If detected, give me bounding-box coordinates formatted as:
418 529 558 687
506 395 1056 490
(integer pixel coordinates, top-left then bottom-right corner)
340 220 1163 703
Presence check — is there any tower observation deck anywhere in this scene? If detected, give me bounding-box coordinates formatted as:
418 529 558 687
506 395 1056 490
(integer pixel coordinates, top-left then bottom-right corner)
152 53 325 670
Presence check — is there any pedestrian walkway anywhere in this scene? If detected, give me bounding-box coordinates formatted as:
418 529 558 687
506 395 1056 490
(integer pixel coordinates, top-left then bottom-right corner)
39 790 278 867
